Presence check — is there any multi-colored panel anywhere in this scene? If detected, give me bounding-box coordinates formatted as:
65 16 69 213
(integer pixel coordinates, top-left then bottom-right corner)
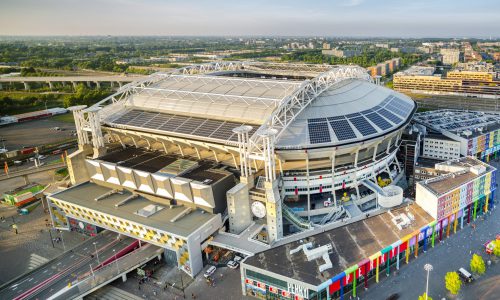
436 171 495 219
468 129 500 156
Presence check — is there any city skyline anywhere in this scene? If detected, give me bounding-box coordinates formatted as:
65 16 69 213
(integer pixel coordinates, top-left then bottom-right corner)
0 0 499 37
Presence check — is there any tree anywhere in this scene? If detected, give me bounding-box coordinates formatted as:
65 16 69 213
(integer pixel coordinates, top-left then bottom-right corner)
493 240 500 257
418 292 433 300
445 272 461 295
470 254 486 274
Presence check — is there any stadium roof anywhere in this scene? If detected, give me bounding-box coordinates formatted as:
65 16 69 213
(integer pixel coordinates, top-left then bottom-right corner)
95 62 414 149
276 79 416 149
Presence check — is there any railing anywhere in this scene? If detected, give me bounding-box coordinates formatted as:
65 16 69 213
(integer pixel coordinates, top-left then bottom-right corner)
49 244 163 300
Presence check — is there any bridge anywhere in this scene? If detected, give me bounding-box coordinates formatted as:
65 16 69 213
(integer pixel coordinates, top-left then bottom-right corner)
0 231 161 300
0 162 66 183
0 75 146 90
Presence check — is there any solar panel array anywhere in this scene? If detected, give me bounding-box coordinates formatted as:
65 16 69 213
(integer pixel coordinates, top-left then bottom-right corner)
307 119 331 144
306 95 415 144
350 116 377 136
329 119 357 141
109 109 257 142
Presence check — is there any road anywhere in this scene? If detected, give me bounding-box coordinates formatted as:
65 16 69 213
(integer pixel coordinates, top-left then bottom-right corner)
0 162 66 181
352 159 500 300
0 231 134 300
0 75 145 83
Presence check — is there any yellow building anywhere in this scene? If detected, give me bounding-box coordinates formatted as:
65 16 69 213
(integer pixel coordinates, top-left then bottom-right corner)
447 71 494 82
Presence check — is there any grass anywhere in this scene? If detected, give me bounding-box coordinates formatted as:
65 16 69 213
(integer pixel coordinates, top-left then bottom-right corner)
52 113 74 123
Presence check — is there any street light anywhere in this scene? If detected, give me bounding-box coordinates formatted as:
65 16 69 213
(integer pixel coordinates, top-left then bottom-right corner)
93 242 100 265
424 263 433 300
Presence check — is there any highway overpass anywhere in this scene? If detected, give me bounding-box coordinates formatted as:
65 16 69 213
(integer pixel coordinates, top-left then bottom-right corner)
0 75 146 90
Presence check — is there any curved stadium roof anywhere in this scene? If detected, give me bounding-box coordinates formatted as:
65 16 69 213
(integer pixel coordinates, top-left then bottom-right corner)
276 79 416 149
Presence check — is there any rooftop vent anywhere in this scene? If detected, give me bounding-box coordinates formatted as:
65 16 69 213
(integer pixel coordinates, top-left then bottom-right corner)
135 204 164 218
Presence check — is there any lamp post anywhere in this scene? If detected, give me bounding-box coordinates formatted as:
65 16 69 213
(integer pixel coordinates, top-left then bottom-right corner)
113 249 119 273
93 242 100 265
424 263 433 300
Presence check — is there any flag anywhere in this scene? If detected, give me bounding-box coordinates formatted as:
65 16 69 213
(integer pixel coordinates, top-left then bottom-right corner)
342 180 346 189
295 186 298 196
319 184 323 193
4 162 8 175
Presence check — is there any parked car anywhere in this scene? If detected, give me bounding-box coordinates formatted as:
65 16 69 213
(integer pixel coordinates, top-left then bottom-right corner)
227 260 239 269
457 268 474 283
204 266 216 278
234 255 244 263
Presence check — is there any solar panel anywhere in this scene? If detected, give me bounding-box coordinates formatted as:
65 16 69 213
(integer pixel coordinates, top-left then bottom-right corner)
345 113 361 118
349 116 377 136
327 116 346 121
329 119 356 141
308 117 327 123
308 120 331 144
176 117 206 134
378 108 403 124
365 113 392 130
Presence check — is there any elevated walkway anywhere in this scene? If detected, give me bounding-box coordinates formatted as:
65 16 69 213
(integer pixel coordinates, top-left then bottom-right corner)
361 179 386 196
48 244 163 300
84 285 142 300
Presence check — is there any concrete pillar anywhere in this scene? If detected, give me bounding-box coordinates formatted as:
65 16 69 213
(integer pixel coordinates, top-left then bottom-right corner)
86 81 91 88
460 208 465 229
396 246 400 270
72 82 77 90
118 81 123 88
48 81 53 89
110 81 115 88
95 81 100 89
23 82 30 90
122 273 127 282
23 174 30 185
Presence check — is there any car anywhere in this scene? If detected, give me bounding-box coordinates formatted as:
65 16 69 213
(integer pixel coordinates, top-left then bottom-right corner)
203 266 216 278
233 255 244 263
227 260 239 269
38 155 46 160
386 293 399 300
457 268 474 283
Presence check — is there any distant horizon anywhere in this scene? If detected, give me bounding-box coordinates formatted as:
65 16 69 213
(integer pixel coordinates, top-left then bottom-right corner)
0 34 498 40
1 0 499 37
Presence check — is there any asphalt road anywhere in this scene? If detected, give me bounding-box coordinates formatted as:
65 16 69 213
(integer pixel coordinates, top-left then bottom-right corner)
353 160 500 300
0 231 133 300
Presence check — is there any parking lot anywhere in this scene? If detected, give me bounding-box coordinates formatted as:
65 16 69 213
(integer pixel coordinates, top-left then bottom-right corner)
0 117 75 150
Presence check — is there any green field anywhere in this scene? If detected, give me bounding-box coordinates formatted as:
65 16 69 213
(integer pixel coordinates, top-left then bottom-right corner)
52 113 74 123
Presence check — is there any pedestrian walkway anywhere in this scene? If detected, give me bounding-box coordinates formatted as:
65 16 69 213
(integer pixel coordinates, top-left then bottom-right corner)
28 253 49 270
85 285 143 300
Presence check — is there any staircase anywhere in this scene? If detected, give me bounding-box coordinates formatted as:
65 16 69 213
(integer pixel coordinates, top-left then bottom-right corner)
319 206 346 225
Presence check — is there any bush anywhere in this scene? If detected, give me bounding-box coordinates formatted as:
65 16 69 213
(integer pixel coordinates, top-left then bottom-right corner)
418 292 432 300
445 272 461 295
470 254 486 274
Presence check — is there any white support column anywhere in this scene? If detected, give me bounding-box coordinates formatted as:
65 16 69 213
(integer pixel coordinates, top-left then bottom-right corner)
306 151 311 221
115 134 125 148
85 107 106 157
386 137 393 154
331 152 337 208
68 105 90 147
373 143 379 161
232 125 253 178
394 155 402 172
194 147 201 160
177 144 185 157
161 141 169 154
354 149 360 200
212 150 219 162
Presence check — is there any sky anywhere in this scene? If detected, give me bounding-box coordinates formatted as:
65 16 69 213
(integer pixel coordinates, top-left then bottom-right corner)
0 0 499 37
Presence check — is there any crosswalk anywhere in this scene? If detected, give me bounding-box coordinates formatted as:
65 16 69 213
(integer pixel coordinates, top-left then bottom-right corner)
28 253 49 270
85 285 143 300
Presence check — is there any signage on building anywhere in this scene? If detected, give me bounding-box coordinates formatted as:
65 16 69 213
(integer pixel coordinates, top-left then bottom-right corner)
287 282 309 299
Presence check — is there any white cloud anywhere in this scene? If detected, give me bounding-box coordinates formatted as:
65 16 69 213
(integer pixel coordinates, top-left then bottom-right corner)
341 0 364 7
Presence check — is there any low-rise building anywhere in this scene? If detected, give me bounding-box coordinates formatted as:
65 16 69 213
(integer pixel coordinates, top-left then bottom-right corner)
413 109 500 160
416 156 495 221
322 48 362 58
422 134 461 161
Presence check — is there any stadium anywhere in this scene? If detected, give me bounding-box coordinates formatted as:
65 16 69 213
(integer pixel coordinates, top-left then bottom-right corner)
47 62 416 277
